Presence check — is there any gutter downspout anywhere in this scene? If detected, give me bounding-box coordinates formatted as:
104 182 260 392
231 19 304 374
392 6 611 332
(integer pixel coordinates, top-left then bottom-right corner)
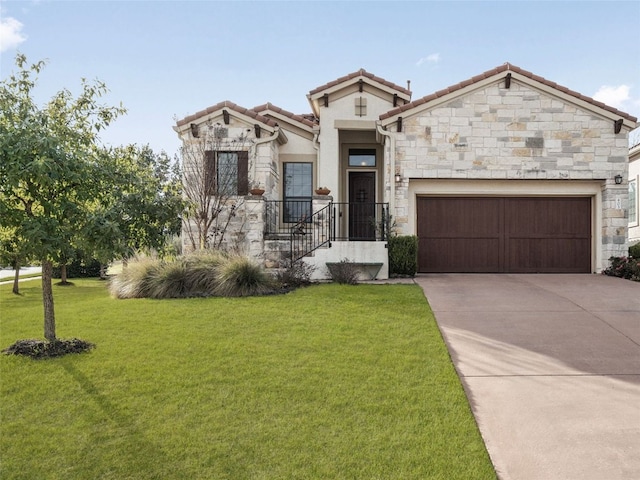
376 122 397 217
251 126 280 187
312 128 320 187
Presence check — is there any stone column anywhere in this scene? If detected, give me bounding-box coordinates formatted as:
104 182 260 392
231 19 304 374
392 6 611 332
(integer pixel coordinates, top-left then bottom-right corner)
244 195 265 263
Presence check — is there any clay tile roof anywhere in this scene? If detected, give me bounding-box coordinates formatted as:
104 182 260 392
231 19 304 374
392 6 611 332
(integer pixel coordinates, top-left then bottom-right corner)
176 100 279 128
252 102 318 128
380 63 638 122
309 68 411 96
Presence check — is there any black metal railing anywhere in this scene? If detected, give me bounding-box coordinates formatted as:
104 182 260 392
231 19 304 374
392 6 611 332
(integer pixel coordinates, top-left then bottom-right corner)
265 200 312 236
264 200 389 260
330 202 390 241
290 203 332 262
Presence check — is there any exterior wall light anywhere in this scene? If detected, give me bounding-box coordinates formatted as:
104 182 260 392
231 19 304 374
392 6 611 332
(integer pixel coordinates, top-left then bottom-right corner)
614 174 623 185
395 173 402 183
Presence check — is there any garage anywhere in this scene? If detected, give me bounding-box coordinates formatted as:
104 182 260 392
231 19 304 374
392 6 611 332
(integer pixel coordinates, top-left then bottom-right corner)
417 197 592 273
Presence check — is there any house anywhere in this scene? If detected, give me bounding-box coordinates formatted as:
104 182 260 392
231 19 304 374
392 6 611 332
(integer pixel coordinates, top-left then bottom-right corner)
629 141 640 244
174 63 638 279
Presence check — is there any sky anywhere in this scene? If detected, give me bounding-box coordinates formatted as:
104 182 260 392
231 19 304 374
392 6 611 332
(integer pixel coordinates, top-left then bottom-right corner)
1 0 640 156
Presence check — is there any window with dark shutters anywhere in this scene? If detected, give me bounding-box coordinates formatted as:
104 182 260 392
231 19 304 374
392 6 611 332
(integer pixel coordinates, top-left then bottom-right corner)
204 150 249 196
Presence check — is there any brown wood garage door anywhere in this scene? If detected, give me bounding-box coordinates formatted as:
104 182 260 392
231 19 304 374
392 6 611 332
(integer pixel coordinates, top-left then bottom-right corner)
417 197 592 273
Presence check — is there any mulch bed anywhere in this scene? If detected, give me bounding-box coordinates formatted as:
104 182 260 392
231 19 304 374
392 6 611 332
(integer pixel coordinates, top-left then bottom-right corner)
2 338 95 359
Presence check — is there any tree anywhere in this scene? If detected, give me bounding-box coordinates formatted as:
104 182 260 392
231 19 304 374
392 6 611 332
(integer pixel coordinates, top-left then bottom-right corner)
0 54 125 342
180 122 253 251
86 144 184 267
0 227 29 295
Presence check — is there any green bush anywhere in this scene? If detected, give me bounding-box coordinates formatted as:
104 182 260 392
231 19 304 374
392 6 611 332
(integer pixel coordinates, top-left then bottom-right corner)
629 242 640 259
389 235 418 277
602 256 640 281
53 256 102 278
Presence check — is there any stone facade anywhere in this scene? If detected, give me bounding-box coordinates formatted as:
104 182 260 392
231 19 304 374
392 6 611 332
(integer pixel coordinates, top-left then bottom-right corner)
175 65 637 275
386 80 633 267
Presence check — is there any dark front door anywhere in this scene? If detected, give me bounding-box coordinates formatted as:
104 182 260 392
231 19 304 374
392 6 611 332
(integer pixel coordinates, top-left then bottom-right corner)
349 172 376 240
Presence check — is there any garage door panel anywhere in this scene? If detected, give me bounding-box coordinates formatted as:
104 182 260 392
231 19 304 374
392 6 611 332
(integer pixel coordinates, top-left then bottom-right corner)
508 238 591 273
417 196 591 273
420 238 501 273
420 197 501 236
506 198 591 236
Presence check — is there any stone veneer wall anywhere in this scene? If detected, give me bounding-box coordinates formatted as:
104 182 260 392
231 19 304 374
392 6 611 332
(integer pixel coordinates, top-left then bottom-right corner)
391 80 630 267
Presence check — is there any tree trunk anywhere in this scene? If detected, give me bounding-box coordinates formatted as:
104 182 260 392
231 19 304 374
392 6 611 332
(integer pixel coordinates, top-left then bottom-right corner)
42 260 56 342
60 263 68 285
12 260 20 295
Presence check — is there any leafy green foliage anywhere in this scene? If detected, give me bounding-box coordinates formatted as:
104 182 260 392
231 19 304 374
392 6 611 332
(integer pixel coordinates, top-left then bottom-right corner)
0 54 183 340
629 242 640 259
0 54 127 339
389 235 418 277
602 256 640 281
52 254 102 279
88 145 184 264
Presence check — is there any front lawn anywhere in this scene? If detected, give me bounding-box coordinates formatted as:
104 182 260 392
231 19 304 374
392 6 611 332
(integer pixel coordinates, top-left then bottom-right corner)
0 280 495 479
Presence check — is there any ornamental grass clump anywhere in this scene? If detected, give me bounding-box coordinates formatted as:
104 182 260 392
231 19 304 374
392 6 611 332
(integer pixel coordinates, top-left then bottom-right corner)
109 255 163 299
110 251 274 298
182 250 226 295
214 255 274 297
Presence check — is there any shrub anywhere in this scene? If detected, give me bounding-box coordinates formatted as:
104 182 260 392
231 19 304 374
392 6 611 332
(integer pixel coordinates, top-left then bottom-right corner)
389 235 418 277
275 258 316 288
602 256 640 281
53 255 101 278
327 259 360 285
215 255 273 297
629 242 640 259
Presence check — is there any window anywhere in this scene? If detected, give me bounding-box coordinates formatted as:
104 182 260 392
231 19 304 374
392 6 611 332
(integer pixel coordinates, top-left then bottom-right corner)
204 150 248 196
283 163 312 223
348 148 376 167
630 180 637 224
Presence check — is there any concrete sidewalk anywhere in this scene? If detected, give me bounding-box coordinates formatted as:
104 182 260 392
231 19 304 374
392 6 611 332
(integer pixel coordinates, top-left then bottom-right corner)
415 274 640 480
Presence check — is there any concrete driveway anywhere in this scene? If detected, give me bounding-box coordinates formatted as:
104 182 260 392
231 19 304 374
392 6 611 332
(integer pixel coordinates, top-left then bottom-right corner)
415 274 640 480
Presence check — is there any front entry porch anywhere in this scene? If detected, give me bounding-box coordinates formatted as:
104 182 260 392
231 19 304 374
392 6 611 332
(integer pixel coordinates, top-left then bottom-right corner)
260 197 390 280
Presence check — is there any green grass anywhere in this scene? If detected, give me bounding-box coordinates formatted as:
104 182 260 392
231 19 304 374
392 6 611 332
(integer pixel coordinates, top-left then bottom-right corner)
0 280 495 480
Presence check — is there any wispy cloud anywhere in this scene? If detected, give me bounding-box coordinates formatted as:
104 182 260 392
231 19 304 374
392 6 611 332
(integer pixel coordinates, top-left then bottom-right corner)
593 84 631 110
0 16 27 52
416 53 440 67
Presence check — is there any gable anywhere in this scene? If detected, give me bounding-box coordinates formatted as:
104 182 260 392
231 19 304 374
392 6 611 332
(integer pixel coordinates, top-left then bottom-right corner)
380 64 637 133
307 68 412 118
174 101 287 144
